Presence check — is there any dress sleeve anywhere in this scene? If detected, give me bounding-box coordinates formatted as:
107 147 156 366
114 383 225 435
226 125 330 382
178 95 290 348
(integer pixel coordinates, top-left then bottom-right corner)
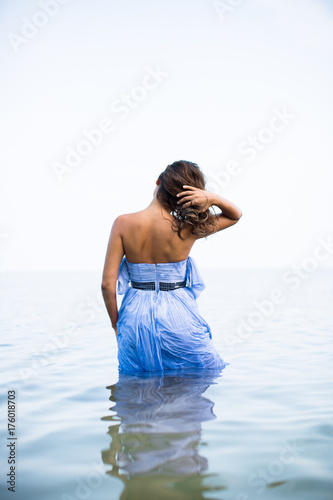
185 256 206 299
117 257 130 295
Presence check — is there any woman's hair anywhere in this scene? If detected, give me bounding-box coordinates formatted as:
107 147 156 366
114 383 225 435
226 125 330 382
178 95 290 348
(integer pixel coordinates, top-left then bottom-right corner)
156 160 217 240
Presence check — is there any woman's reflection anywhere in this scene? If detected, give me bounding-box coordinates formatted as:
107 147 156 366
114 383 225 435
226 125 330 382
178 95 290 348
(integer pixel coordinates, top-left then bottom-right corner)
101 369 227 499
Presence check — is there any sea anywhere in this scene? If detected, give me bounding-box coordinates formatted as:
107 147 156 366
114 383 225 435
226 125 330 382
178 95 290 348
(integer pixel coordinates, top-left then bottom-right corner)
0 267 332 500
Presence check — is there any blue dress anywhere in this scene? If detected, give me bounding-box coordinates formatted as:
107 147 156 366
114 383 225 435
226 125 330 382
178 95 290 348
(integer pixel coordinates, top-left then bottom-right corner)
116 255 228 373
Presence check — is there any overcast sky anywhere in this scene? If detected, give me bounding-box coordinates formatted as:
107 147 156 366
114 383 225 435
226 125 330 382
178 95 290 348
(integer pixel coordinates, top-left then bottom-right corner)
0 0 332 272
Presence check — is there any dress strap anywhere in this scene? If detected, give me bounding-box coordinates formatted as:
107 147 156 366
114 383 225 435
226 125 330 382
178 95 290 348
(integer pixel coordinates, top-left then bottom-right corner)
117 257 130 295
185 256 206 299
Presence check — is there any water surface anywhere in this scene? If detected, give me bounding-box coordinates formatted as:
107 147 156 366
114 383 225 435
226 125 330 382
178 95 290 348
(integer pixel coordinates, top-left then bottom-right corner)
0 268 332 499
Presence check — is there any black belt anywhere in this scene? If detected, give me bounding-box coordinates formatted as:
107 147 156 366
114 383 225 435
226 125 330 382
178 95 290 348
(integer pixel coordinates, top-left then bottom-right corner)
131 279 187 291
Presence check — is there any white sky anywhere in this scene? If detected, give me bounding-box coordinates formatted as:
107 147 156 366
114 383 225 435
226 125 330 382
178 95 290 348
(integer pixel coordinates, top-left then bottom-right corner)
0 0 332 272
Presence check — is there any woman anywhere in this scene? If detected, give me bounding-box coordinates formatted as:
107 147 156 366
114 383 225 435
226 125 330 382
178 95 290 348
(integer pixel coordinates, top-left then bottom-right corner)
101 160 242 373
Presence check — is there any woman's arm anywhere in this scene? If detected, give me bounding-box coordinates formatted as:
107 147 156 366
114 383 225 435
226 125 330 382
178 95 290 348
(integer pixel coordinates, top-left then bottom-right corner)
177 185 242 233
101 216 125 337
208 192 242 232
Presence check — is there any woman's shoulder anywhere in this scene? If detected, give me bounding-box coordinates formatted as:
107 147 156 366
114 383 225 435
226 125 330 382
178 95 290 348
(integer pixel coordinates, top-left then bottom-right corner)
113 211 146 226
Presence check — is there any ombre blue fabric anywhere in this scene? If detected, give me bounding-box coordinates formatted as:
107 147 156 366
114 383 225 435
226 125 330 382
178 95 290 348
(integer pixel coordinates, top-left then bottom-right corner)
116 255 228 373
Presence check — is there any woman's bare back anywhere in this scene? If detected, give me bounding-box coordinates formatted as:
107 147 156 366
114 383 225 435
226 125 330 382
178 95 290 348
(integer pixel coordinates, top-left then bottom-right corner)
119 205 196 264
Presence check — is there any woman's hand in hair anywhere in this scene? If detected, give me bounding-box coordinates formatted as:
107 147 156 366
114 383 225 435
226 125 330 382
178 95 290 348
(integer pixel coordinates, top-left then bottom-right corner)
176 185 212 213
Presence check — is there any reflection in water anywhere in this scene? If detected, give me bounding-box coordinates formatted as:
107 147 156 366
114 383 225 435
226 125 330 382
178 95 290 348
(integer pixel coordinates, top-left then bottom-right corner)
101 369 227 499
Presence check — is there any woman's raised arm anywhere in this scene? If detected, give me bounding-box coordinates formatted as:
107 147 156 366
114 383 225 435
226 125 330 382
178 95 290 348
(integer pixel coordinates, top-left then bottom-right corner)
177 186 242 234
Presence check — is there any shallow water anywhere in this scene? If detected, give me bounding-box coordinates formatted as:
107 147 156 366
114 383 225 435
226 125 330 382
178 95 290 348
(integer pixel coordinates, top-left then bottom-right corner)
0 268 332 500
